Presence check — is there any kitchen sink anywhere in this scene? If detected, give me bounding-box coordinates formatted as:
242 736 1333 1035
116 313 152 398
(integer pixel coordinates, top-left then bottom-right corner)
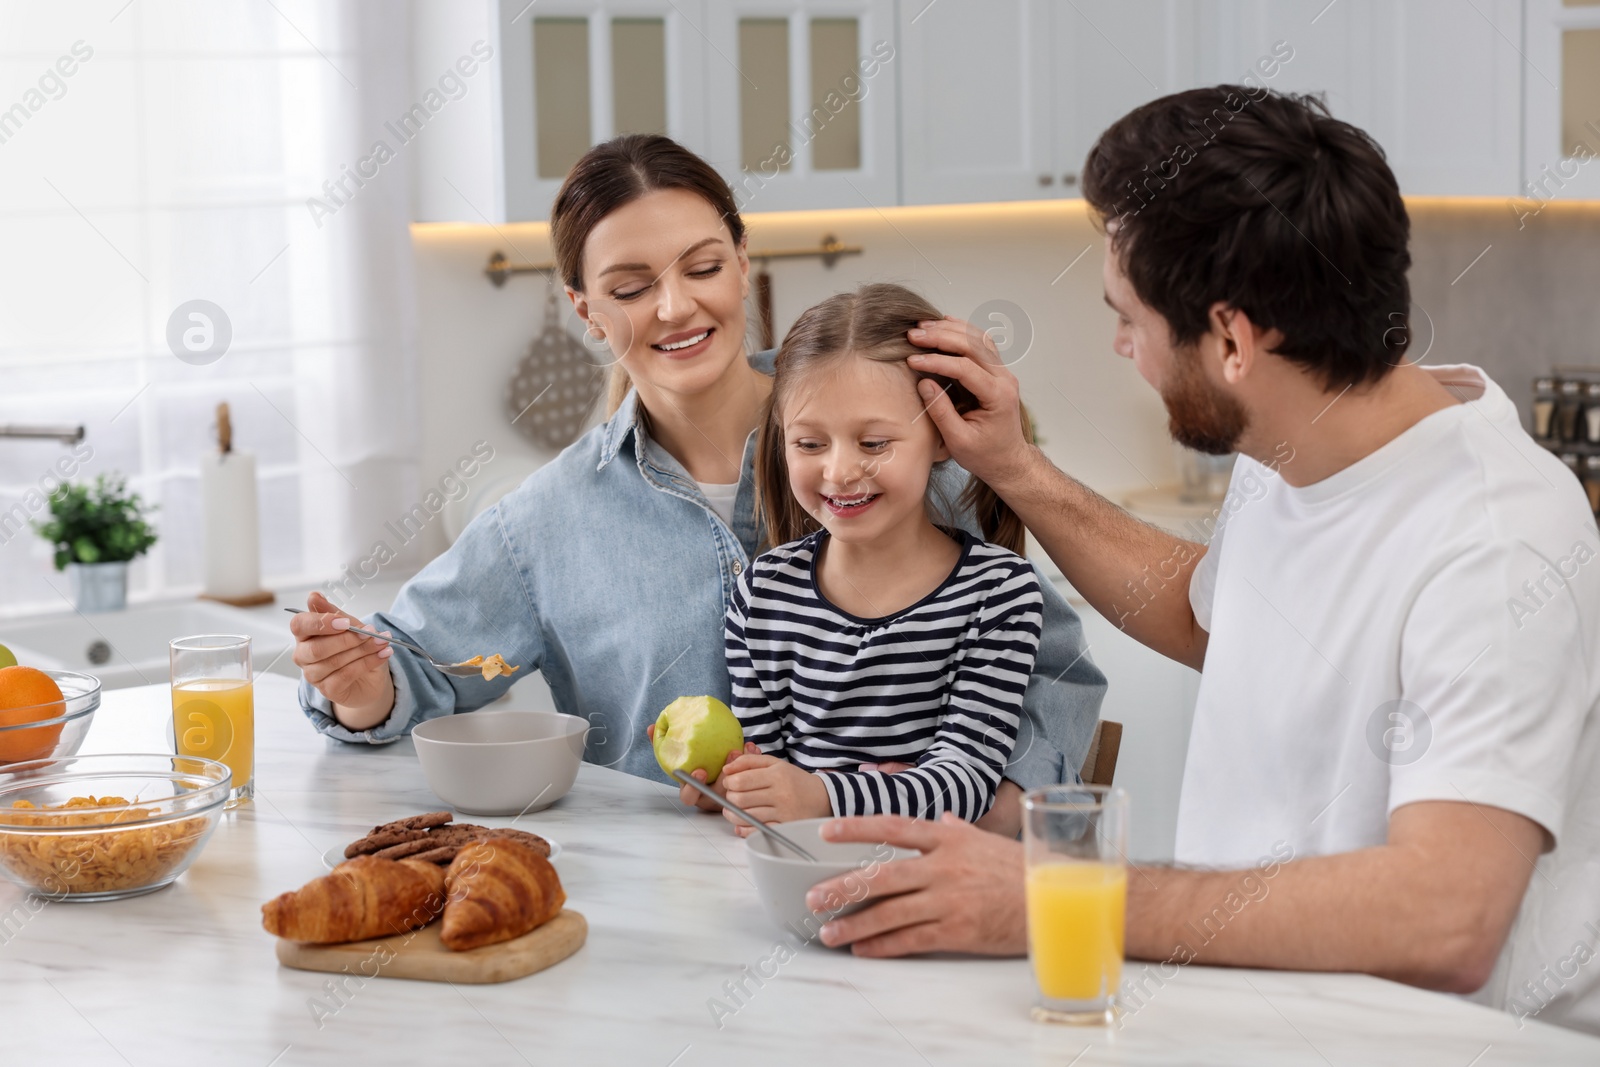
0 601 295 690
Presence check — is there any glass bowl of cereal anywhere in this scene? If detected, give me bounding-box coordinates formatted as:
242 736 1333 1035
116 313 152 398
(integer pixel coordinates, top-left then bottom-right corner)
0 669 100 766
0 754 231 901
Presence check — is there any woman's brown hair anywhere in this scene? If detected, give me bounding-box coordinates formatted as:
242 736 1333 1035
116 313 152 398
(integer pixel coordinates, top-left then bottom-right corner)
550 134 747 416
755 283 1033 556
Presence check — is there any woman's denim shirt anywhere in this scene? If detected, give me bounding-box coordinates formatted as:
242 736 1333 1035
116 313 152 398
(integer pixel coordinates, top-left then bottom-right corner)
300 350 1107 790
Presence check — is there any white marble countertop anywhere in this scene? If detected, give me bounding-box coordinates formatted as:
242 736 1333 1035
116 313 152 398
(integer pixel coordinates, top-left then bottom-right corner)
3 675 1597 1066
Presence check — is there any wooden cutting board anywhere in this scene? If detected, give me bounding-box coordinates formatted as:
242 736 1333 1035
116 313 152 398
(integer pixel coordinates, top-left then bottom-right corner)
276 909 586 984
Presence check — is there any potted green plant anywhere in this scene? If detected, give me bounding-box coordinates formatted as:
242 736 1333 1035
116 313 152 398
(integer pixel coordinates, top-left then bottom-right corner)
32 474 158 613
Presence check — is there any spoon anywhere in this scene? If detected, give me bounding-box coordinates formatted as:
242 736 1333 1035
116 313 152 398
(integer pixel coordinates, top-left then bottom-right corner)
670 769 819 861
283 607 486 679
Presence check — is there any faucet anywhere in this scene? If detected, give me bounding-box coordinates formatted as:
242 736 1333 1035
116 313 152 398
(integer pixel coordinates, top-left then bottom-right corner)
0 424 85 444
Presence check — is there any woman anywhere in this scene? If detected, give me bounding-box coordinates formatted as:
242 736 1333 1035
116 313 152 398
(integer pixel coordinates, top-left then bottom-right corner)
289 135 1104 827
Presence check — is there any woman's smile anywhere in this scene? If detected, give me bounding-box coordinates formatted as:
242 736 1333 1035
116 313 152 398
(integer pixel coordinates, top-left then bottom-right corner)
651 326 716 359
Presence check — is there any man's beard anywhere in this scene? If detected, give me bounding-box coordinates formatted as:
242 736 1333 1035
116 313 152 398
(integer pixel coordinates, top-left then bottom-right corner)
1162 347 1247 455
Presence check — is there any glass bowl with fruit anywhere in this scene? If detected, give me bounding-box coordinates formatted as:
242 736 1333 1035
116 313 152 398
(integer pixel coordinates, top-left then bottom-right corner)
0 667 100 767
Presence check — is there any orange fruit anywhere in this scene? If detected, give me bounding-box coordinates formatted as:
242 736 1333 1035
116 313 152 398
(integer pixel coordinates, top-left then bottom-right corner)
0 666 67 763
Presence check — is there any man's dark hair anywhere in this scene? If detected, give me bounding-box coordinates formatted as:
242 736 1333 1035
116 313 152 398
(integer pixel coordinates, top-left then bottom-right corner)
1082 86 1412 391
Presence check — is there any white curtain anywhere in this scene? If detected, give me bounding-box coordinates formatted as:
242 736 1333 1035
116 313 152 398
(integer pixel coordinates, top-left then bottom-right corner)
0 0 420 613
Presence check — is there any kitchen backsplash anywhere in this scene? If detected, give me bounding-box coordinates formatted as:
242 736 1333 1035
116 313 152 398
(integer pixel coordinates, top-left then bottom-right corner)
403 199 1600 563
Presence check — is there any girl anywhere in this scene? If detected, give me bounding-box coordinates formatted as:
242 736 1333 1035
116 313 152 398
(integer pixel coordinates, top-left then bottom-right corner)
717 283 1044 826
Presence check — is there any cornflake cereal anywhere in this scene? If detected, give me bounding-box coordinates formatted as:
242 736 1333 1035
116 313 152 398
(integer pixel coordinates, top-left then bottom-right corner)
0 795 209 896
455 654 520 681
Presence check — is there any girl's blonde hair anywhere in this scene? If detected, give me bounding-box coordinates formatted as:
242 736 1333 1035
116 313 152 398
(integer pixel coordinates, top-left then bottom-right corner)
755 283 1033 555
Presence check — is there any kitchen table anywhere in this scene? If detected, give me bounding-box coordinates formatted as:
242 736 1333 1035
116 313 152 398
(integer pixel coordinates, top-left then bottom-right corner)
3 674 1597 1066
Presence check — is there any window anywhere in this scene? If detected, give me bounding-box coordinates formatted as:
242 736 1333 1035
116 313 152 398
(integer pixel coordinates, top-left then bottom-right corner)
0 3 418 616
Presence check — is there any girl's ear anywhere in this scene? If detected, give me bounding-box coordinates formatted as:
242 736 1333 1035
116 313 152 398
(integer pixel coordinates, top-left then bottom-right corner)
932 434 951 464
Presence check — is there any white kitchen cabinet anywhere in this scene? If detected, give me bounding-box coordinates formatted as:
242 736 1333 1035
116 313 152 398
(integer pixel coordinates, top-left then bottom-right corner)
899 1 1200 206
896 0 1196 206
897 0 1057 205
1204 0 1523 196
1523 0 1600 201
410 0 506 224
1052 1 1202 187
1369 0 1523 196
902 0 1523 205
412 0 1551 222
700 0 899 212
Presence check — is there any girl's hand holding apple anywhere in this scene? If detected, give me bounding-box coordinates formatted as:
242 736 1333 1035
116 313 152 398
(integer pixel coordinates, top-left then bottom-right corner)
648 722 758 813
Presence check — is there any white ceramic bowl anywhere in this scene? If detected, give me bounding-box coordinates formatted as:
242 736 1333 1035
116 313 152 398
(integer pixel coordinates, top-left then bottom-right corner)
745 817 918 943
410 711 588 816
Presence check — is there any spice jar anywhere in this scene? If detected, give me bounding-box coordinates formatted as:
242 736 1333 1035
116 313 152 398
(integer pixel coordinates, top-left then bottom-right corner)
1557 380 1584 443
1533 376 1557 441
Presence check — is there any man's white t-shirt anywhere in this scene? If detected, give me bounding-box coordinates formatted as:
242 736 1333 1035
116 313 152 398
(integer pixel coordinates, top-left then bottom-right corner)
1177 364 1600 1034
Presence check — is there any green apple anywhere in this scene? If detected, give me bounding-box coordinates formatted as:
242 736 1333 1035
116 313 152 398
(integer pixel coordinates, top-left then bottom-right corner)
0 644 15 670
652 695 744 784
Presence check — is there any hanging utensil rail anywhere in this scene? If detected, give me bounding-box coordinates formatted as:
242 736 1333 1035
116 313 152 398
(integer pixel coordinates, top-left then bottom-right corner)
483 235 863 287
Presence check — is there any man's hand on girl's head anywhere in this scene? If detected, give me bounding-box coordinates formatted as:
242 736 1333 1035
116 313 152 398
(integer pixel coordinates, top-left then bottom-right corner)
905 317 1037 493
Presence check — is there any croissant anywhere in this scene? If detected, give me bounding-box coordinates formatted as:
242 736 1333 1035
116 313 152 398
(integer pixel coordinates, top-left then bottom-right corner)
261 856 446 943
440 837 565 951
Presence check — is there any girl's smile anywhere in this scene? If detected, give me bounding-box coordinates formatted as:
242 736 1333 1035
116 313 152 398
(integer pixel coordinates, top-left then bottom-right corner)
821 492 881 518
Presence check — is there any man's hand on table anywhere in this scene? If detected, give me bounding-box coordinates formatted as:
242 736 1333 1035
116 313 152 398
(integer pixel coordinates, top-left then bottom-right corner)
806 813 1028 957
289 591 396 731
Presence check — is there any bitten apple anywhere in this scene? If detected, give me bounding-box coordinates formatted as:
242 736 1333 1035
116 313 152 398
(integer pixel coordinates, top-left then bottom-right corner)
651 696 744 784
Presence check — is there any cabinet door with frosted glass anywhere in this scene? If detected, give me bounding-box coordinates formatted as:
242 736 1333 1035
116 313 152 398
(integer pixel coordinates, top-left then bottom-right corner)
499 0 711 222
701 0 899 212
1525 0 1600 199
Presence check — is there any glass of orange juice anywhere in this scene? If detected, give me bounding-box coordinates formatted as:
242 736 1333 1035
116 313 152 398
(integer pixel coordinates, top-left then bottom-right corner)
169 635 253 808
1023 784 1129 1025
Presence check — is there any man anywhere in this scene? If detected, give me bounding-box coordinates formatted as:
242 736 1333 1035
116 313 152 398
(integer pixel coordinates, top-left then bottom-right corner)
807 87 1600 1033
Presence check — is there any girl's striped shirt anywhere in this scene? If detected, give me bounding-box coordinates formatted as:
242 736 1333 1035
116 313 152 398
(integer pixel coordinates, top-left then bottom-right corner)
725 527 1044 821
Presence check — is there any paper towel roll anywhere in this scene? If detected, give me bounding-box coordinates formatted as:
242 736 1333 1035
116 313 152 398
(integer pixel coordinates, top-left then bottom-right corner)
200 449 264 600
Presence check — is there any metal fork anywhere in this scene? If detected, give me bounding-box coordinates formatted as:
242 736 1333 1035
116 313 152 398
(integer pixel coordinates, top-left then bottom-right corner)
283 607 485 678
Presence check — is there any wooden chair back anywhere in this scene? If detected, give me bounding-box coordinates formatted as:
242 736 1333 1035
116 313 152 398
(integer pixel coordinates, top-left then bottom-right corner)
1077 720 1123 787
